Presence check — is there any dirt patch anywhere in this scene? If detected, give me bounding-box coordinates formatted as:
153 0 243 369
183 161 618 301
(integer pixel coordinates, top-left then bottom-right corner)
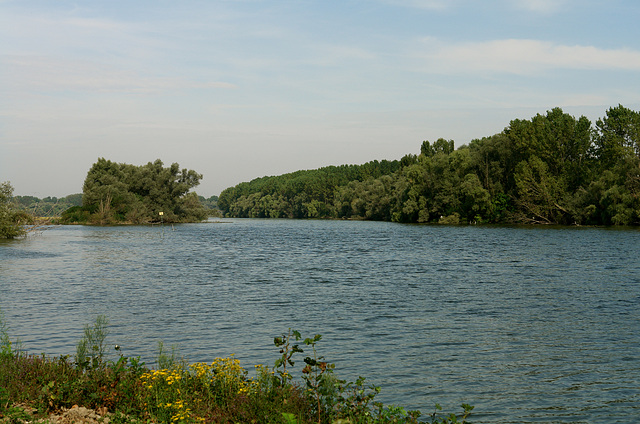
47 405 111 424
2 404 113 424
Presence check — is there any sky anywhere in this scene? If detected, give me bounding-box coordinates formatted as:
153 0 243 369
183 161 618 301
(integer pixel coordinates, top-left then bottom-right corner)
1 0 640 198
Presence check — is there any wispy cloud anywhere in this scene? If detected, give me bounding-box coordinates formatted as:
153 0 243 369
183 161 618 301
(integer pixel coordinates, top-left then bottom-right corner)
558 94 611 107
417 39 640 74
305 44 376 67
61 16 128 31
383 0 568 13
2 55 236 94
379 0 451 10
509 0 568 13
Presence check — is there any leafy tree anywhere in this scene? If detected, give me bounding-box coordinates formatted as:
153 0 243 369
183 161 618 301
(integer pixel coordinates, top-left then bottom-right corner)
594 104 640 169
64 158 207 224
421 138 454 157
219 105 640 226
218 159 401 219
459 173 491 222
514 156 569 224
0 182 31 239
571 157 640 225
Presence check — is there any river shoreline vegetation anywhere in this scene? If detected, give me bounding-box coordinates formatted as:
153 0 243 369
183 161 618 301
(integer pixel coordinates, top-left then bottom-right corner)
9 194 220 221
0 313 472 424
2 104 639 236
1 159 218 236
57 159 211 225
0 182 33 239
219 105 640 225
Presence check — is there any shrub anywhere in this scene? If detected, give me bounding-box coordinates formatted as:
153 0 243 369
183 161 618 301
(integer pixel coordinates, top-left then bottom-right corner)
0 319 473 424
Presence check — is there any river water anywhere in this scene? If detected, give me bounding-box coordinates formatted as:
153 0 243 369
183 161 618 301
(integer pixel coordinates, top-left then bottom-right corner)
1 219 639 423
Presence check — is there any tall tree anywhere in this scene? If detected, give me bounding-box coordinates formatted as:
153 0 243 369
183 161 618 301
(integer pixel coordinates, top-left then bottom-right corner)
0 182 30 238
594 104 640 168
74 158 206 224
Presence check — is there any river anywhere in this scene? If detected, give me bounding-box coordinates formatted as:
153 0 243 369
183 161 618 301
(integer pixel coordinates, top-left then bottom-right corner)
1 219 639 423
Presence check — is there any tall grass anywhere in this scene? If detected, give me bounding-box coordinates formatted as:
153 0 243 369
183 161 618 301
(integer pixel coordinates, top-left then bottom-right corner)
0 313 473 423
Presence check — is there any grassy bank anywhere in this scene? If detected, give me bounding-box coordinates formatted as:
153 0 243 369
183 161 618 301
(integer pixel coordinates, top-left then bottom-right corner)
0 315 473 423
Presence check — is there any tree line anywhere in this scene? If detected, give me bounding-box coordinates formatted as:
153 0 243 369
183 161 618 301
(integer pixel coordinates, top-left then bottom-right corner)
2 104 639 236
1 159 219 236
13 194 83 217
218 160 403 219
219 105 640 225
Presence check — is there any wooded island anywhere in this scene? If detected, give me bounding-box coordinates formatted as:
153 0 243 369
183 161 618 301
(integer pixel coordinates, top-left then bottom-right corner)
60 159 209 224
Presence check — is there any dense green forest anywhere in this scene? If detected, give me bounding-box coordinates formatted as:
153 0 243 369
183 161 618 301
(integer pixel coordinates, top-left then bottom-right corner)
61 158 209 224
218 160 402 219
219 105 640 225
199 194 220 213
4 105 639 228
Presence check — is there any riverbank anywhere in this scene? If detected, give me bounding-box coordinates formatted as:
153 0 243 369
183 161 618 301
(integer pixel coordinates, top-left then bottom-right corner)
0 318 471 424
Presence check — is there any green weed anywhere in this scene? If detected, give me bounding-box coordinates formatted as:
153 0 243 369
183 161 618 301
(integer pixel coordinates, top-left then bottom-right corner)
0 317 473 424
75 314 110 371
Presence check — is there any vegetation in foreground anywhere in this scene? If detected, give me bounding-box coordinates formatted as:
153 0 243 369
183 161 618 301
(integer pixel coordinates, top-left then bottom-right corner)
0 313 472 424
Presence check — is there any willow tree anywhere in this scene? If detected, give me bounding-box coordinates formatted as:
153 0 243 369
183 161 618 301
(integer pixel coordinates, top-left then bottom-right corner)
0 182 30 238
73 158 207 224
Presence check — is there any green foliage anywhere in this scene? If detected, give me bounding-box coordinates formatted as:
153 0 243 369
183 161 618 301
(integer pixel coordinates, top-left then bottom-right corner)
0 182 29 239
60 205 91 224
219 160 403 219
514 156 568 224
13 193 82 218
220 105 640 226
155 341 186 370
282 411 299 424
198 195 222 217
594 104 640 169
274 328 304 385
7 105 640 227
62 158 207 224
301 334 337 422
421 138 455 157
430 403 474 424
0 385 32 423
0 319 472 424
75 315 110 371
0 307 17 359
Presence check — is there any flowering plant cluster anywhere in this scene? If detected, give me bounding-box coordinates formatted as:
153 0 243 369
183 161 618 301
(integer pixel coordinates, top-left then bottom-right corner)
0 313 473 424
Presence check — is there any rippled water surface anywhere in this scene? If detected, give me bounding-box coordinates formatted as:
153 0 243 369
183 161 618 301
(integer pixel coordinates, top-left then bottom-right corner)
1 220 639 423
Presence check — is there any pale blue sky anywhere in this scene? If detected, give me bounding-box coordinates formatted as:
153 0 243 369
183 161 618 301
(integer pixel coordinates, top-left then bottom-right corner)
2 0 640 197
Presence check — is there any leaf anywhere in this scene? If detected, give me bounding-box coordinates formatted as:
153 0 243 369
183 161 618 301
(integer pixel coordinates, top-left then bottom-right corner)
281 412 298 424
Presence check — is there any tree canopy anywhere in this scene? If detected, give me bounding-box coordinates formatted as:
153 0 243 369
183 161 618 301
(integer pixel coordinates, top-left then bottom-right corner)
62 159 207 224
219 105 640 226
0 182 31 238
218 160 402 219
